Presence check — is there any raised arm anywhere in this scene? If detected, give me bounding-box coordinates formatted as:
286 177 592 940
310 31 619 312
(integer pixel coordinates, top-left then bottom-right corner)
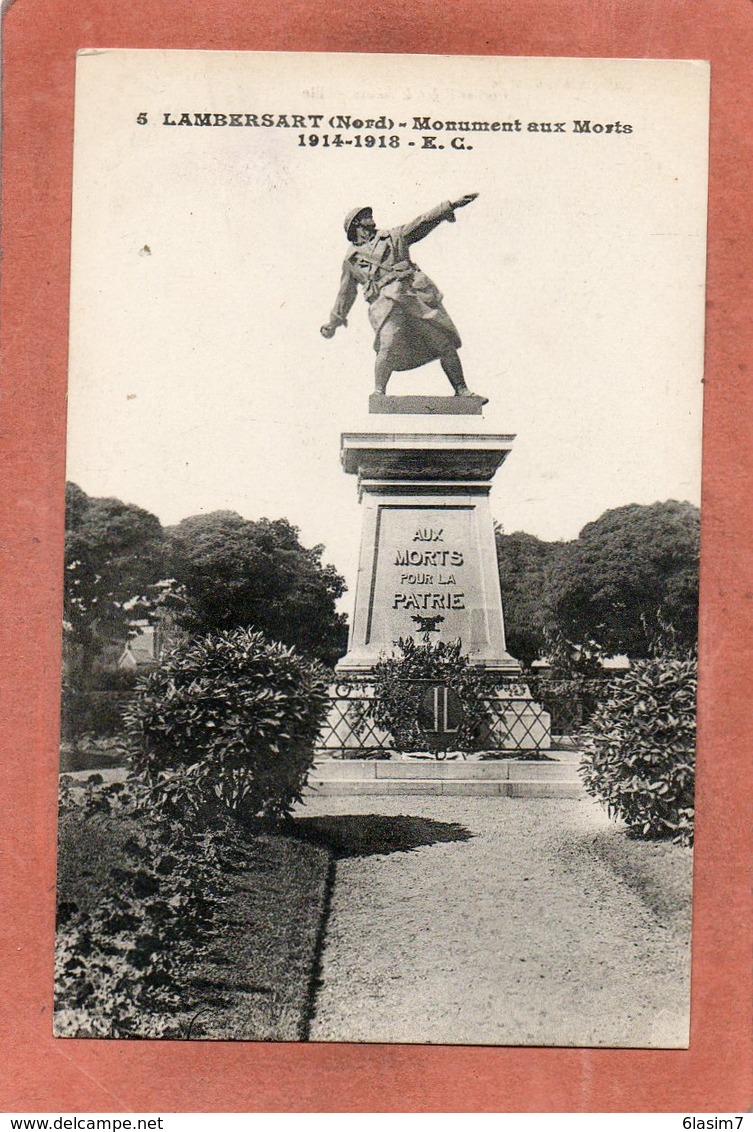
399 193 479 246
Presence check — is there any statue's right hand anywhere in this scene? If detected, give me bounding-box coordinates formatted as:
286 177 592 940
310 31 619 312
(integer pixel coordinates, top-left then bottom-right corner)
452 192 479 209
320 324 336 339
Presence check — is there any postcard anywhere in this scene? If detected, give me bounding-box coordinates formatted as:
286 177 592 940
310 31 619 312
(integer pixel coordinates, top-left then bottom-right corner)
57 50 709 1048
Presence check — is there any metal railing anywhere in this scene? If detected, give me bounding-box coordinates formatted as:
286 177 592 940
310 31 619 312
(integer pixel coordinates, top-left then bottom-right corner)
316 678 553 758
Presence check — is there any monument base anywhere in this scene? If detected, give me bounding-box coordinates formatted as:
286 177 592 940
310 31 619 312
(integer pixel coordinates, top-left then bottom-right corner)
338 431 520 672
327 425 552 755
304 758 581 800
369 393 487 416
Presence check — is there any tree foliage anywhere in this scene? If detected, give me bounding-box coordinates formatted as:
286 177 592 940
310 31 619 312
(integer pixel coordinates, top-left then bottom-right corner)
64 483 166 686
166 511 348 667
546 501 700 658
495 529 561 667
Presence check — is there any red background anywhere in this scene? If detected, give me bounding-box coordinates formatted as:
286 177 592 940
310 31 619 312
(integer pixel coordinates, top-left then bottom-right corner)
2 0 752 1112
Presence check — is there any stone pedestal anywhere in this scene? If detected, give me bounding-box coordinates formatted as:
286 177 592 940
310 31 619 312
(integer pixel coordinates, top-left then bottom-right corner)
317 401 551 757
368 393 487 416
337 430 521 673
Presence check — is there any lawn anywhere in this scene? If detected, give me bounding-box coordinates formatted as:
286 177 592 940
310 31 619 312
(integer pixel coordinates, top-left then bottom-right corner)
55 776 333 1041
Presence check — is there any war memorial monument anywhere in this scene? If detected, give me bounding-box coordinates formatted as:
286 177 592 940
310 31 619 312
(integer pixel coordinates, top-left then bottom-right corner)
316 193 552 765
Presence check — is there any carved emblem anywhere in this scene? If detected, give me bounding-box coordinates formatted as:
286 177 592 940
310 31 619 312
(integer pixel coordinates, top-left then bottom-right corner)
411 614 445 634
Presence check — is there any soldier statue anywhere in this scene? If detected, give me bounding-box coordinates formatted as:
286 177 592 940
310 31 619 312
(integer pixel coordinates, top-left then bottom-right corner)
320 193 486 400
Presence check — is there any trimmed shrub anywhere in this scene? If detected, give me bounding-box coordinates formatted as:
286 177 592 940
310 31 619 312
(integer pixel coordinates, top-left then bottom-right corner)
580 655 696 844
125 628 330 822
350 637 497 755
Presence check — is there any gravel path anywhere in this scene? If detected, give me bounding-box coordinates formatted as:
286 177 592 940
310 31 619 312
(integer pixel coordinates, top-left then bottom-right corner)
298 795 691 1047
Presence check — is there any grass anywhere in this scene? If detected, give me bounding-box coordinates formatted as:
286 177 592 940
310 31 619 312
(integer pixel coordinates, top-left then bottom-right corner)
55 781 333 1041
59 739 131 773
183 829 333 1040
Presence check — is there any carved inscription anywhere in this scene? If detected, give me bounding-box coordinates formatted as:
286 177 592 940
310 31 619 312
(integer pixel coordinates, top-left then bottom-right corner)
393 527 466 612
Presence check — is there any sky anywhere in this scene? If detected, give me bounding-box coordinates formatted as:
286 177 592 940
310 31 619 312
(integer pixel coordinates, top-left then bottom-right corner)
66 51 709 597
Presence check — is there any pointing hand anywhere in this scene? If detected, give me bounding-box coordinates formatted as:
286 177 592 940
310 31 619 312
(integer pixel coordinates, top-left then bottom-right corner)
451 192 479 210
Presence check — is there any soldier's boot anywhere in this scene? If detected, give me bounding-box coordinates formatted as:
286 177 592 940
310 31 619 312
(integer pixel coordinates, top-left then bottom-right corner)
374 360 392 395
442 355 488 403
449 375 474 396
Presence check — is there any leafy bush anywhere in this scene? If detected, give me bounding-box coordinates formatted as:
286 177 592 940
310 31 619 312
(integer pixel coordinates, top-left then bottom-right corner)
580 655 696 844
55 773 336 1040
125 628 331 821
55 777 231 1038
350 638 498 755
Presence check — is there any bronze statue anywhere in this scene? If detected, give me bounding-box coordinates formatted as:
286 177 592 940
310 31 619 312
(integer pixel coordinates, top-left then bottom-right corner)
321 194 486 400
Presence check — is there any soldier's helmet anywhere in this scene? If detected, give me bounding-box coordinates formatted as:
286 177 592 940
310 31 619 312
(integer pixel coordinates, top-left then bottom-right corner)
344 206 373 241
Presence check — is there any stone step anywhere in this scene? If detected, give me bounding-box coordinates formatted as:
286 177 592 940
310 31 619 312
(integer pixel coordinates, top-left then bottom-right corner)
303 778 584 799
306 757 584 798
311 757 581 781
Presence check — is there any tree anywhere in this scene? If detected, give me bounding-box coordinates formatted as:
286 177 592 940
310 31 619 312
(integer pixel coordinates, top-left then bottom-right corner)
547 501 700 658
166 511 348 667
64 484 167 689
495 529 562 668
